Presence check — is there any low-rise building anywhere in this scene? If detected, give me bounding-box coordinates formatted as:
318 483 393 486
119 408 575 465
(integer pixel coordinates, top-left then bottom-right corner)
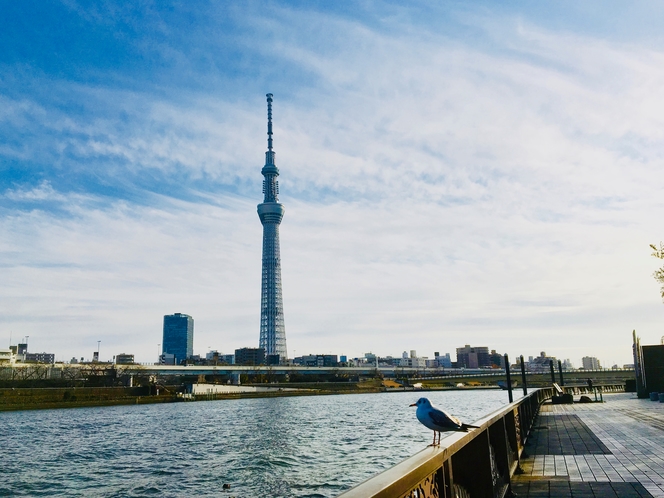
24 352 55 364
203 351 235 364
527 351 557 372
435 352 452 368
206 350 220 361
160 353 176 365
489 350 504 368
267 354 288 365
456 345 491 368
0 348 16 365
399 356 427 368
115 353 135 365
293 354 338 367
582 356 601 370
235 347 265 366
377 356 400 367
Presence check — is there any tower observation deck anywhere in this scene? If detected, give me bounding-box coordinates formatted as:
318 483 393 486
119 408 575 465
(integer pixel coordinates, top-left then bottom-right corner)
257 93 287 360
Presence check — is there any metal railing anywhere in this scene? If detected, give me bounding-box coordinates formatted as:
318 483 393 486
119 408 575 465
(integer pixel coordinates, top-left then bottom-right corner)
338 388 553 498
561 383 625 403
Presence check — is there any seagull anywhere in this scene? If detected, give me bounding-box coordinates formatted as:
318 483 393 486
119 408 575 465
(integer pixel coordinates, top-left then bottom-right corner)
410 397 479 446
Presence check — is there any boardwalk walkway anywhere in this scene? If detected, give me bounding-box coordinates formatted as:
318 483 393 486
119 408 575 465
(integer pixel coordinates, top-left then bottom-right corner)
512 392 664 497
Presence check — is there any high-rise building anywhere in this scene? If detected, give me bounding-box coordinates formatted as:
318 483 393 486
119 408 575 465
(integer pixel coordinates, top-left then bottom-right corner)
162 313 194 364
257 94 288 361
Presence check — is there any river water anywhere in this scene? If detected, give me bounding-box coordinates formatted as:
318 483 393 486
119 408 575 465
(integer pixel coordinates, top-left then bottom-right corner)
1 389 518 497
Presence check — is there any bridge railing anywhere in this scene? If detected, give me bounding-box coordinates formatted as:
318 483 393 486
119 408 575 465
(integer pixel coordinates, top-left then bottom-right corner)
337 388 553 498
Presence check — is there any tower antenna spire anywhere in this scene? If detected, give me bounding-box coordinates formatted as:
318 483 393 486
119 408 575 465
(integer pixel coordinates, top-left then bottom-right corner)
266 93 273 152
258 92 287 361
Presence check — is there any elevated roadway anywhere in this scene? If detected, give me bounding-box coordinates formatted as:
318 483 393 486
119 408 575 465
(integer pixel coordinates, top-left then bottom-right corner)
2 362 634 383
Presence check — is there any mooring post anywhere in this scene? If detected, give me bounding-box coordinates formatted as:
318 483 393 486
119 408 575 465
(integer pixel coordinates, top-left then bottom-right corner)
557 360 564 386
549 360 555 383
520 355 527 395
504 354 513 403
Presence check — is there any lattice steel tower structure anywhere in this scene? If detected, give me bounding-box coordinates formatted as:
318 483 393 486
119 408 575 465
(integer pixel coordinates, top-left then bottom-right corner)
257 93 287 359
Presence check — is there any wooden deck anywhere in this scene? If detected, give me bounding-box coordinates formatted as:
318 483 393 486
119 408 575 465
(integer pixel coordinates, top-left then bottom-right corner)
512 392 664 497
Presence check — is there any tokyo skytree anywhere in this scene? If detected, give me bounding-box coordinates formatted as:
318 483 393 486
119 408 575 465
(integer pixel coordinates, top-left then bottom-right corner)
257 93 287 360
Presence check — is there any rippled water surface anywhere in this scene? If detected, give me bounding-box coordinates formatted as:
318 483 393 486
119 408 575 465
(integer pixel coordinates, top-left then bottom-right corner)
1 390 518 497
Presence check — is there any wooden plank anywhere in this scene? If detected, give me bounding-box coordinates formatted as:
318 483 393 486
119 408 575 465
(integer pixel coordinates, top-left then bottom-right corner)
512 393 664 497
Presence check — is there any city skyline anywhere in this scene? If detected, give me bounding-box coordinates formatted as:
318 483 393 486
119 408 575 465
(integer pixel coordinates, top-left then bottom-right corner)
2 2 664 367
0 330 626 371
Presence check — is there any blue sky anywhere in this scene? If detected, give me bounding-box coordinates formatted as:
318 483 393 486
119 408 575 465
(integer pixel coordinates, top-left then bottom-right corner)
2 1 663 365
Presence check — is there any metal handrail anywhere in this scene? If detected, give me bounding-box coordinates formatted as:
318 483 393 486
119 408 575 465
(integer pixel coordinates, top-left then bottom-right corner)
338 388 553 498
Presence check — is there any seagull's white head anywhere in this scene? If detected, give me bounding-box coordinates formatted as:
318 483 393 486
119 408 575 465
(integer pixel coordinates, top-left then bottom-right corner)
409 397 432 408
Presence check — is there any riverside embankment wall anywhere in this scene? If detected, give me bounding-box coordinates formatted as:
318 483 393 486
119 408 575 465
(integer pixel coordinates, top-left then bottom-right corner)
0 386 178 411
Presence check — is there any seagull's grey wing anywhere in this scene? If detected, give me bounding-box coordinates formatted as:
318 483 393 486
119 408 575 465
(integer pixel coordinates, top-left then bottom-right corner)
428 408 462 429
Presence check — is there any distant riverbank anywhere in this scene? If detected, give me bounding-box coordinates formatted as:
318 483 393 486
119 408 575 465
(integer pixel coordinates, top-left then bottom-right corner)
0 386 179 412
0 381 502 412
0 383 375 412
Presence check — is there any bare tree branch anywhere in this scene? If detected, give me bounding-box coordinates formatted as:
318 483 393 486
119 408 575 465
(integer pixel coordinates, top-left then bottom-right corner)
652 242 664 301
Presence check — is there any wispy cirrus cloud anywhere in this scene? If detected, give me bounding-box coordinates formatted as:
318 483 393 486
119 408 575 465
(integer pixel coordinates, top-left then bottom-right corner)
1 1 663 365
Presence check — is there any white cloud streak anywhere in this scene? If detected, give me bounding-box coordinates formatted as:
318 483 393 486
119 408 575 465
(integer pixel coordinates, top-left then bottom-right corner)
1 3 663 366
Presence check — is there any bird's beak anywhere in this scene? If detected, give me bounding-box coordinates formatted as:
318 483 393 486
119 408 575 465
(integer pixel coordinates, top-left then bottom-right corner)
409 403 416 407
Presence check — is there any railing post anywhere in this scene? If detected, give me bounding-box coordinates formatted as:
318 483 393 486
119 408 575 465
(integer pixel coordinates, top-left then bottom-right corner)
549 360 555 384
504 354 513 403
557 360 564 386
520 355 527 396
